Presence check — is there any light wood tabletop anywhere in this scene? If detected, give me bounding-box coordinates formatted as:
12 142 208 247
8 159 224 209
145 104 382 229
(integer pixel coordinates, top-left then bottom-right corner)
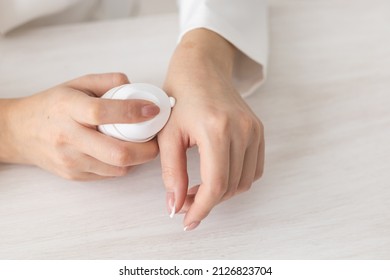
0 0 389 259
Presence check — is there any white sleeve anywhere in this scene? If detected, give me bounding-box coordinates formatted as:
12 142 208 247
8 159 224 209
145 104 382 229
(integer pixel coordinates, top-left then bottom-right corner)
177 0 268 97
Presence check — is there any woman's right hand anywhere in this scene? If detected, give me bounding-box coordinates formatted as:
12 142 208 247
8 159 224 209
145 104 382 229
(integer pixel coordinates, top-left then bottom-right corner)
0 73 160 180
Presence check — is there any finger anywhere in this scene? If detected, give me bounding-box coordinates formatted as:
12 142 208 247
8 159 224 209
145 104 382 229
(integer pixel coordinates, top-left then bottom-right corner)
51 148 131 179
82 154 132 177
223 139 246 200
235 142 259 196
254 131 265 181
69 91 160 125
75 125 159 167
183 137 230 230
64 73 130 97
158 127 188 217
178 185 200 214
236 127 263 195
65 172 113 181
55 161 114 181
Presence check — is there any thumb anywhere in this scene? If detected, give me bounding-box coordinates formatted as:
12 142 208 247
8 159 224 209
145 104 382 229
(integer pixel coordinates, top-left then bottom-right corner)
70 93 160 126
158 127 188 218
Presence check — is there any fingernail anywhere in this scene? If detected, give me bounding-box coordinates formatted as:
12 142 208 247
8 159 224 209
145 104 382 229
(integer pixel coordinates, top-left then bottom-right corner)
166 192 176 218
142 104 160 117
183 221 200 232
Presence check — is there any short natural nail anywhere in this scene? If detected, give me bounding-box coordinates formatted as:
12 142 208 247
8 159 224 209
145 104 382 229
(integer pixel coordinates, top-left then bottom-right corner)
183 221 200 232
142 104 160 117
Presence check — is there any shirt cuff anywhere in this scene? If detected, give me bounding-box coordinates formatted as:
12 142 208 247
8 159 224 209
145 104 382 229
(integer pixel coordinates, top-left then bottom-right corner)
177 0 268 97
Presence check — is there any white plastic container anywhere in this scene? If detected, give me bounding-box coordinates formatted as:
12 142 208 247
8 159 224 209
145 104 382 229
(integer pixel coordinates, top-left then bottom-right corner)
98 83 175 142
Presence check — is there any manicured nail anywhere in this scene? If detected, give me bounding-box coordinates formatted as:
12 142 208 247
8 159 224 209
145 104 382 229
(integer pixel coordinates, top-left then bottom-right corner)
166 192 176 218
183 221 200 232
142 104 160 117
169 204 176 219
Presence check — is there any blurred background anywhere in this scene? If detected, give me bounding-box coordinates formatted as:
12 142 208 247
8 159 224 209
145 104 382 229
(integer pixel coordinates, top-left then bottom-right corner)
17 0 178 32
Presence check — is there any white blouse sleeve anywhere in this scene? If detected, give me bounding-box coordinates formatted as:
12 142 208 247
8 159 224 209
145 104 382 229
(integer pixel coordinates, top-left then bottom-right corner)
177 0 268 97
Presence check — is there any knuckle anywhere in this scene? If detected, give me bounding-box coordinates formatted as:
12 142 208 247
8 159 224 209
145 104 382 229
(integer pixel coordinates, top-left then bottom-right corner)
115 166 131 177
59 154 77 170
110 145 132 166
240 114 254 131
205 111 231 135
255 165 264 180
52 131 69 147
239 181 253 192
209 182 228 200
111 72 128 85
237 114 254 143
240 114 263 141
147 142 159 159
248 118 264 145
59 168 80 181
229 177 241 193
223 189 237 200
62 172 79 181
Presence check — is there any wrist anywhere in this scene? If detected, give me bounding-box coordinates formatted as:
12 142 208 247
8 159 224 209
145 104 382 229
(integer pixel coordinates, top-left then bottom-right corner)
180 28 236 75
165 28 236 94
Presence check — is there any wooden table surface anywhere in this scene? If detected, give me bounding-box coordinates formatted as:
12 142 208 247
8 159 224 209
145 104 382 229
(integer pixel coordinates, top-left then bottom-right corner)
0 0 389 259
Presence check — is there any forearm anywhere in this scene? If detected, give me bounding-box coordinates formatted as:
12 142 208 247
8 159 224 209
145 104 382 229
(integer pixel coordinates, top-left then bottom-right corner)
0 98 20 163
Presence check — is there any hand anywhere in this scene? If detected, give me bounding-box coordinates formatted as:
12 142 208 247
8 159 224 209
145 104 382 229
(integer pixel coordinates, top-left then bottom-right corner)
158 29 265 231
0 73 160 180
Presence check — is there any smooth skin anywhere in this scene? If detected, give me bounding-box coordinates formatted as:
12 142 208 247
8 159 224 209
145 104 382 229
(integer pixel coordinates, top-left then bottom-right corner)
158 28 265 231
0 73 160 180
